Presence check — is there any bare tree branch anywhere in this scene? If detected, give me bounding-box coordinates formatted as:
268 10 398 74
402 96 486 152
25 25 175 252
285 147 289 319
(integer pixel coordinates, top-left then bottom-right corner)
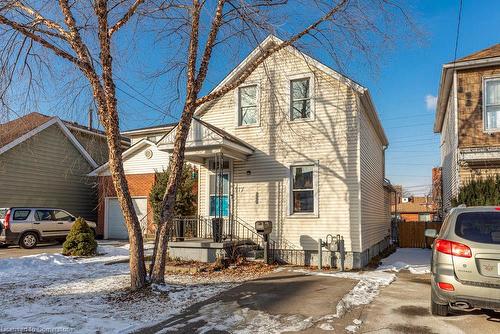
108 0 145 36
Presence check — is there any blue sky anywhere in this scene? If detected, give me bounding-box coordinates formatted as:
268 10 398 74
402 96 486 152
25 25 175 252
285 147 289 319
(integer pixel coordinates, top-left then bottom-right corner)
7 0 499 195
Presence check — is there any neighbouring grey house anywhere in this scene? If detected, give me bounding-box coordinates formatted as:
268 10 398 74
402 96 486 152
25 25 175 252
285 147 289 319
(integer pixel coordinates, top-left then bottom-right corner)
0 112 129 221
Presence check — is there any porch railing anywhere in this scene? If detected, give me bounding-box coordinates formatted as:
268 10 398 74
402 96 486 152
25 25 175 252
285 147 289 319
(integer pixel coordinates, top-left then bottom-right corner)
171 215 269 246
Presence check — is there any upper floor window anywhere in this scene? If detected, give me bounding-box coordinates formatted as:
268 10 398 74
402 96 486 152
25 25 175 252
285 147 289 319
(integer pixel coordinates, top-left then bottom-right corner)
484 78 500 131
238 85 258 126
290 77 313 120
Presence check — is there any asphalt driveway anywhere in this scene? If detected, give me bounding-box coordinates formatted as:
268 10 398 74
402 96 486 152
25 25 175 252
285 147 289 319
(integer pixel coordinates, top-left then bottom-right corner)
0 242 62 259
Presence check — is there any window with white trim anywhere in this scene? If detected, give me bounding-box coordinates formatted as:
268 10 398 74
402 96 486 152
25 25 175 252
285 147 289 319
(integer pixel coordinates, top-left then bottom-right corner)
238 85 258 126
290 78 312 120
291 165 315 213
484 78 500 131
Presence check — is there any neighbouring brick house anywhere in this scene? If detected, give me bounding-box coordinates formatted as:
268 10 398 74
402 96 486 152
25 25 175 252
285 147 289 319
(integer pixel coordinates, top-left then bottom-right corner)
392 196 437 222
434 43 500 213
89 125 175 239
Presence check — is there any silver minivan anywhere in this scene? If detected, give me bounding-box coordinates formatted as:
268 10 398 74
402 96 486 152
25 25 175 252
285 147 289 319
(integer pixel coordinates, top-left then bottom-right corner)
425 206 500 316
0 207 96 249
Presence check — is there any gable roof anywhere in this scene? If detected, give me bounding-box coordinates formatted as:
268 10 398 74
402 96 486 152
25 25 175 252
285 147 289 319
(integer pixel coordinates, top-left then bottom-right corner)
454 43 500 63
195 35 388 146
121 123 178 136
88 139 157 176
434 43 500 133
0 113 98 168
0 112 50 149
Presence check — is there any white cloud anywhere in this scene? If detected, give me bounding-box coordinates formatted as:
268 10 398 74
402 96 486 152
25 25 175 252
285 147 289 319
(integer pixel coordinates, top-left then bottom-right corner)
425 94 437 111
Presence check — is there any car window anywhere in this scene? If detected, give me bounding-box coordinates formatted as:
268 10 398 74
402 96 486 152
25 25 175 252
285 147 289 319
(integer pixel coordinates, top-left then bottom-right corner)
35 210 54 221
455 212 500 245
13 210 31 221
53 210 72 221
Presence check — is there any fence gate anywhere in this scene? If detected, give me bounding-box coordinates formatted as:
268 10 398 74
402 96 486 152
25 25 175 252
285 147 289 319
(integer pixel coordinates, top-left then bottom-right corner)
398 221 443 248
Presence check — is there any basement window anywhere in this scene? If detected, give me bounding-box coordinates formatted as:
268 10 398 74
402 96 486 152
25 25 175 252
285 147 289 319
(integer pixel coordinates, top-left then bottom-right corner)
484 78 500 131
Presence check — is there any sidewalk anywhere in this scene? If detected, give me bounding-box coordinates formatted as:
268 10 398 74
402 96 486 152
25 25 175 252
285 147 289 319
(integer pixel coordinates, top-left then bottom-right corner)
137 269 361 333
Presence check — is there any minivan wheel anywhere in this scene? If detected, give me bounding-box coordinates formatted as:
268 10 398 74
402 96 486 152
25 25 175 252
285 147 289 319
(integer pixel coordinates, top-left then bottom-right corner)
20 232 38 249
431 298 449 316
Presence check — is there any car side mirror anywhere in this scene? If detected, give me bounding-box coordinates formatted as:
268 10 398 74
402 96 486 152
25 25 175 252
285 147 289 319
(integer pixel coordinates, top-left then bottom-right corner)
70 216 76 222
424 228 438 238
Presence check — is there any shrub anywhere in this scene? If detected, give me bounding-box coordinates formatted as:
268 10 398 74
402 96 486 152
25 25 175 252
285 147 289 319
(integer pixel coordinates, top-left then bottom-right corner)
452 176 500 207
149 164 197 224
62 217 97 256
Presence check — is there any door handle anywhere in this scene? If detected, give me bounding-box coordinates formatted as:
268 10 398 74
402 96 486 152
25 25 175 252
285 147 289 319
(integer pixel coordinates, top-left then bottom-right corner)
34 222 40 225
57 222 64 224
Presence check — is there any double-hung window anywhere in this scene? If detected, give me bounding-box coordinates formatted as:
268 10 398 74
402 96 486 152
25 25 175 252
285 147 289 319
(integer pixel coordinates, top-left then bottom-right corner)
238 85 258 126
290 77 312 120
291 165 315 214
484 78 500 131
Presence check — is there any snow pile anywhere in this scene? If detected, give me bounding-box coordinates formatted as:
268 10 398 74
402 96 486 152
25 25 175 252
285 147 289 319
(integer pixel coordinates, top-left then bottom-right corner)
378 248 431 274
0 245 233 334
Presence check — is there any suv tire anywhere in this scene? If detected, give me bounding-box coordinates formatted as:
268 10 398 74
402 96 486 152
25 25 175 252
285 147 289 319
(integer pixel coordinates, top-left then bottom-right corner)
20 232 38 249
431 298 449 316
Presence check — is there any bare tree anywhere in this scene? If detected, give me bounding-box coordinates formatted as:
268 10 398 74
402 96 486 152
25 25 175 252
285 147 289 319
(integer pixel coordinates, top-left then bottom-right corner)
0 0 148 290
149 0 415 283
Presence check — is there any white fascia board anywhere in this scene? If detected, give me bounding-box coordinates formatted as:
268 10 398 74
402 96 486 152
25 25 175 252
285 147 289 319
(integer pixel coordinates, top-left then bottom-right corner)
0 117 98 169
88 139 156 176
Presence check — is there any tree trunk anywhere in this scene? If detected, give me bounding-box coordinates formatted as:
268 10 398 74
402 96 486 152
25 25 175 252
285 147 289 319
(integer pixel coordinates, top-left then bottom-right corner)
150 102 197 283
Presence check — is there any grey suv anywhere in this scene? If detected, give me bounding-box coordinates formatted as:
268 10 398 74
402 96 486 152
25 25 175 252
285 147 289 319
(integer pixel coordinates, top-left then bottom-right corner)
425 206 500 316
0 208 96 249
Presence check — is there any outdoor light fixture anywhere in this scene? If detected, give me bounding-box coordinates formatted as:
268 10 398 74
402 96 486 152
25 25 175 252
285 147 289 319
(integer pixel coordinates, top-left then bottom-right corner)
246 170 251 175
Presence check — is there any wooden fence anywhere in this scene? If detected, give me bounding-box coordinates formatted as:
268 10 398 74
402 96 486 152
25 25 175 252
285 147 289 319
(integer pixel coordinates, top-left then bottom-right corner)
398 221 443 248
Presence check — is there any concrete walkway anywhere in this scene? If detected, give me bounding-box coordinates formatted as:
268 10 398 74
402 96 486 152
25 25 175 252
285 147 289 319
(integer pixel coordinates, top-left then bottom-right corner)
137 269 360 333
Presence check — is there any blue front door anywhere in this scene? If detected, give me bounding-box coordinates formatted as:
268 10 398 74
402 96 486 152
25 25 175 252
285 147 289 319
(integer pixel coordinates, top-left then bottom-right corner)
209 173 229 217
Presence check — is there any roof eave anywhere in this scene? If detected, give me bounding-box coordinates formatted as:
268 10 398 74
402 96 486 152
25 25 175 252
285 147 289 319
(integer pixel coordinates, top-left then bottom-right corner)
434 56 500 133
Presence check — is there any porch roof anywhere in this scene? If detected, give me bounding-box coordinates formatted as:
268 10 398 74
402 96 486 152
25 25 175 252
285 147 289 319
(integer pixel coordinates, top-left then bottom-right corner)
157 118 254 163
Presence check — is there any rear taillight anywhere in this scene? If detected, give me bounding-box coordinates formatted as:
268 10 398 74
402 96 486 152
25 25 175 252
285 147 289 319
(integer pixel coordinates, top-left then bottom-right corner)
4 209 11 230
437 282 455 291
435 239 472 258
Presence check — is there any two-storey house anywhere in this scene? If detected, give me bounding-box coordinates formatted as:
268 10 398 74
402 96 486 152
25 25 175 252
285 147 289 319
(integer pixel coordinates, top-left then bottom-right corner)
434 44 500 212
154 35 392 269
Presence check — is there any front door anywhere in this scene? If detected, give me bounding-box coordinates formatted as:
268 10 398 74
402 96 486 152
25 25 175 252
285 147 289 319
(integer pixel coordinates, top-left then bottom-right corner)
209 172 230 217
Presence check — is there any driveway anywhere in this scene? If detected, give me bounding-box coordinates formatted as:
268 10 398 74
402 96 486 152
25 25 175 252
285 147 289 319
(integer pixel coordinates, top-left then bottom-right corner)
137 269 363 333
0 240 128 259
360 272 500 334
0 243 62 259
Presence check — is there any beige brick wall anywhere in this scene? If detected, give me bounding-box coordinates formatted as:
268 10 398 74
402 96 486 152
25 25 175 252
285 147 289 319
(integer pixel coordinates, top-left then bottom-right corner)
457 66 500 148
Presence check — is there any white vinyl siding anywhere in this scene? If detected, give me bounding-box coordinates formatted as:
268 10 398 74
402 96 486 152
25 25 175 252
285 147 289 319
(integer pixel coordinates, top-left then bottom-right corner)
441 76 459 212
99 144 169 176
198 47 364 253
359 100 389 251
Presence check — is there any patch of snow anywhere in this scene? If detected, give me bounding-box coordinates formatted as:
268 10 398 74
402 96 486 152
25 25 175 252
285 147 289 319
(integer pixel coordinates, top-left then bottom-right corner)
345 324 358 332
0 245 233 333
378 248 431 274
317 322 335 331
